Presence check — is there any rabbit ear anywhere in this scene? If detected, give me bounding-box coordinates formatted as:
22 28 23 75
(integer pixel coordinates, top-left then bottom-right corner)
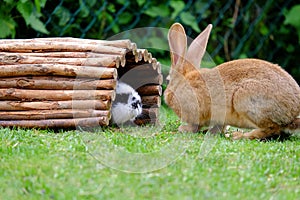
168 23 187 66
187 24 212 68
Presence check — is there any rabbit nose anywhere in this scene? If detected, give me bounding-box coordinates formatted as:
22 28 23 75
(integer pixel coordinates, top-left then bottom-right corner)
132 102 138 109
166 75 170 84
166 75 170 81
132 101 141 109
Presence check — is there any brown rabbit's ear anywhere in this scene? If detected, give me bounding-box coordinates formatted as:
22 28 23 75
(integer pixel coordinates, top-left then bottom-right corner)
187 24 212 68
168 23 187 66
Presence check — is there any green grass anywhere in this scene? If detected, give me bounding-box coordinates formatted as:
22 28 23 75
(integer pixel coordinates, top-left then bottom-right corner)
1 107 299 200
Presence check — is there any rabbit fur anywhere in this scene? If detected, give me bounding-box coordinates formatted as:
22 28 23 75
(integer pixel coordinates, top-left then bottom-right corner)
111 81 142 125
164 23 300 140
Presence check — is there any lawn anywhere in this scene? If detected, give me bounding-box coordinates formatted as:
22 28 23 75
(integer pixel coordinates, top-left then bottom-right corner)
0 106 299 200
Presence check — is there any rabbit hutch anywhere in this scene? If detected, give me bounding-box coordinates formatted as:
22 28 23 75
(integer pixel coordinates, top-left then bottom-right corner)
0 38 162 128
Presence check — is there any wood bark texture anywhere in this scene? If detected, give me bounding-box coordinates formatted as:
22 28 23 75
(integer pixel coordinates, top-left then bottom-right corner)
0 38 162 128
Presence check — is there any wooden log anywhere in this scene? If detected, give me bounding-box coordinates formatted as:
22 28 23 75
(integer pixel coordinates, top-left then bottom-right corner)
0 64 117 79
137 85 162 96
134 118 157 125
125 51 142 63
149 58 158 69
0 100 111 111
35 38 133 49
125 43 139 61
141 95 161 107
0 109 110 120
121 62 161 74
0 38 133 49
154 62 161 73
141 108 159 118
133 108 159 125
138 49 152 62
125 57 160 72
0 77 116 90
0 51 119 58
131 108 159 125
0 117 109 128
0 54 120 67
0 89 115 101
0 41 128 55
0 52 126 67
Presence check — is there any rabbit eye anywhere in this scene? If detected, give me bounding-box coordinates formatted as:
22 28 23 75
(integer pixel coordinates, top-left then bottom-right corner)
132 96 136 101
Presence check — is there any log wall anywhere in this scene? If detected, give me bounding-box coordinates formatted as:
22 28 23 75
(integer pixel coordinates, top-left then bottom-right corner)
0 38 162 128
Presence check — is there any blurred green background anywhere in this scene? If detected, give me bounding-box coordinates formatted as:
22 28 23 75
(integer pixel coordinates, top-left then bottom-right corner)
1 0 299 83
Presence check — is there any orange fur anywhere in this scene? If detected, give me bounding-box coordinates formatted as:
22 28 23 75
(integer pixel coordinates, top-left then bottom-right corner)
164 23 300 140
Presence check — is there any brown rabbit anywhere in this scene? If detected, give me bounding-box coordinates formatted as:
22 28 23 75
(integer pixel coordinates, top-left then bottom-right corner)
164 23 300 140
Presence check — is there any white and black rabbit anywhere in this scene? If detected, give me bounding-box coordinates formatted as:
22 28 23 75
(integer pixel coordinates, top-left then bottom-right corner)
111 81 142 125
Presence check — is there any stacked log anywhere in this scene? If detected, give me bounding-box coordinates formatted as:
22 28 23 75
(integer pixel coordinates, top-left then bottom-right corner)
0 38 162 128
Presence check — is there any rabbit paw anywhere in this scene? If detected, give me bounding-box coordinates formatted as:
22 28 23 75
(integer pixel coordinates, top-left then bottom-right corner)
232 131 244 140
178 124 199 133
232 129 278 140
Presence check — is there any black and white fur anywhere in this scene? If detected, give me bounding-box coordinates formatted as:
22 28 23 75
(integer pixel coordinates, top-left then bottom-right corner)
111 82 142 125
